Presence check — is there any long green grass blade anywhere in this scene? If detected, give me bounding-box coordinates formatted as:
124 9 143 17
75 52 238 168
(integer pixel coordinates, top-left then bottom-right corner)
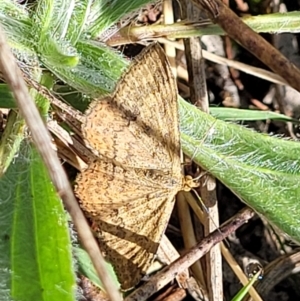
209 107 299 123
231 270 262 301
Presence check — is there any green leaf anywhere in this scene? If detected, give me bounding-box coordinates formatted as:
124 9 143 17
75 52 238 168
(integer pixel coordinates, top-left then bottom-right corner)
49 40 128 97
33 0 80 68
88 0 152 37
0 142 76 301
34 71 55 117
75 246 120 291
0 110 25 176
75 40 129 94
0 69 49 177
179 98 300 242
0 0 35 56
0 83 16 108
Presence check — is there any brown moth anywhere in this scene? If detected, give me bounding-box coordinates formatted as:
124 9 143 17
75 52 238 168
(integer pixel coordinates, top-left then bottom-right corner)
75 44 189 290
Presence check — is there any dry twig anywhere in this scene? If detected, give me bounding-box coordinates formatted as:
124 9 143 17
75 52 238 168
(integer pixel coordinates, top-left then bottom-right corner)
193 0 300 92
126 207 255 301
